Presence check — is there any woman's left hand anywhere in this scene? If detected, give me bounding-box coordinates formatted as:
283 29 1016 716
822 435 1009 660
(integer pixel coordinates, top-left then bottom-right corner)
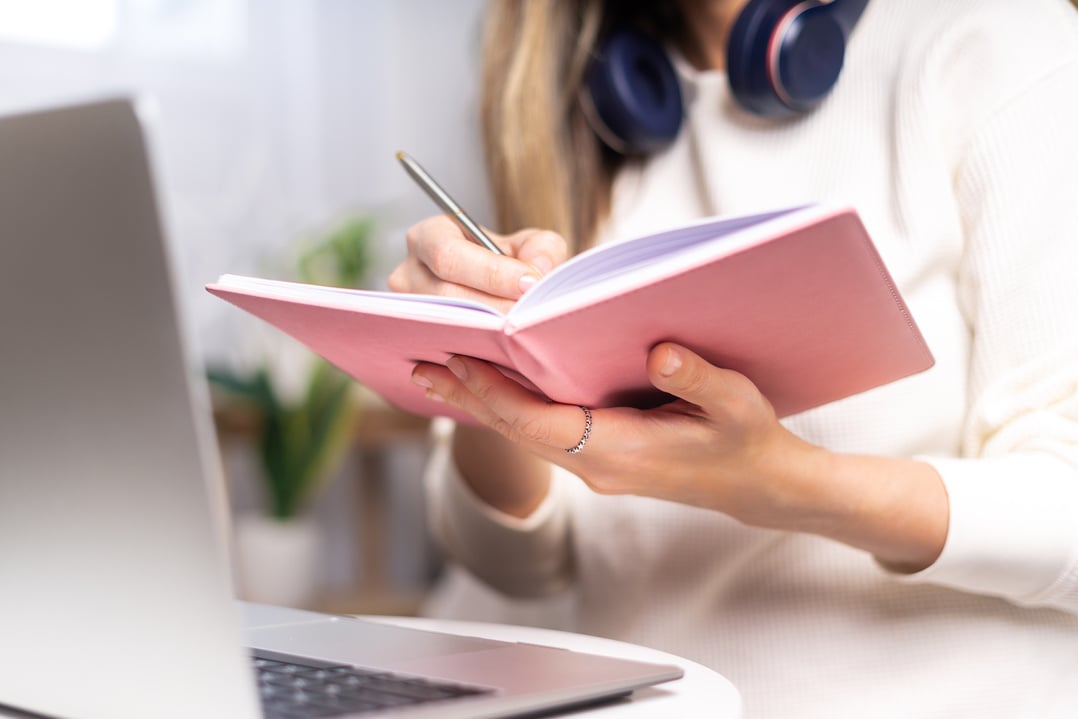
411 341 950 570
410 341 832 530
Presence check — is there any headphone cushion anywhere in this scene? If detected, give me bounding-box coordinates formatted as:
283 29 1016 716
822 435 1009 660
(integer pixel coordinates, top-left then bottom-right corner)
776 7 845 107
585 29 683 155
727 0 845 117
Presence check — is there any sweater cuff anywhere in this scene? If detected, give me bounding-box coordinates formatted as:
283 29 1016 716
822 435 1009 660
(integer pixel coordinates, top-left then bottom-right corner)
441 452 565 534
424 421 573 598
901 453 1078 609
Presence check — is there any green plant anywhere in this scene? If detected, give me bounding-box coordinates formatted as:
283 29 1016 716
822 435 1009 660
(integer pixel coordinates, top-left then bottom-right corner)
209 217 374 520
296 216 375 288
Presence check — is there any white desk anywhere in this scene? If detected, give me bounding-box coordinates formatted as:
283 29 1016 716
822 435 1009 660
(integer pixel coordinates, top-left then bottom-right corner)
366 615 742 718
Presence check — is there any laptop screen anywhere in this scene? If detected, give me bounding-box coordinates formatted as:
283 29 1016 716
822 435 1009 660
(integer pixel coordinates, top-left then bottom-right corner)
0 97 261 719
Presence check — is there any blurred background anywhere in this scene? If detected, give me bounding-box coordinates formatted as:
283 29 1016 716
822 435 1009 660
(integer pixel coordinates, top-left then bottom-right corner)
0 0 492 616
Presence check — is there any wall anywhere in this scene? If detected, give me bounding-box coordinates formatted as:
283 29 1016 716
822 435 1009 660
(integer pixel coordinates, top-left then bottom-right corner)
0 0 488 611
0 0 489 371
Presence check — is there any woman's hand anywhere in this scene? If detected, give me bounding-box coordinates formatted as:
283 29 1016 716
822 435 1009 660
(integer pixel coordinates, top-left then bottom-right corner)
390 214 573 521
387 215 569 313
411 342 950 572
412 341 815 523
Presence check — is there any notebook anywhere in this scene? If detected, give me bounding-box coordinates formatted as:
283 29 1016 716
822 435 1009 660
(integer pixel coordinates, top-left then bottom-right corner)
0 97 682 719
208 204 934 425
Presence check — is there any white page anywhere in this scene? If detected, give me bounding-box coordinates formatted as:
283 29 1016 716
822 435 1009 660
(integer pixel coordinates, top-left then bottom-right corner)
509 205 817 326
214 275 505 322
215 205 817 329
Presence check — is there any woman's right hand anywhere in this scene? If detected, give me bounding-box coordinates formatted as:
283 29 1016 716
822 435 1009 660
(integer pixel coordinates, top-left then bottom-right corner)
387 215 569 313
391 214 569 518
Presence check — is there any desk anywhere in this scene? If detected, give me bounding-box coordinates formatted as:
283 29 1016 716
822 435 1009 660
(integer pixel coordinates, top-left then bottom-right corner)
365 615 742 718
0 615 741 719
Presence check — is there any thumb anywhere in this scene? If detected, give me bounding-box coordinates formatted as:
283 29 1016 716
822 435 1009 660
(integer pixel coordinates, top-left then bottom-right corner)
647 342 758 413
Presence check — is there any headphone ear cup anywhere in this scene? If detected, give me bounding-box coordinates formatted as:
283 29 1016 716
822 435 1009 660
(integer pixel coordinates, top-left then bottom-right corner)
584 29 684 155
727 0 846 117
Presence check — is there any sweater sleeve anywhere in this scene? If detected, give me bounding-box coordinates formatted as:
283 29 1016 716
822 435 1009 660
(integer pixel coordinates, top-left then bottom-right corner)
423 419 574 598
901 55 1078 612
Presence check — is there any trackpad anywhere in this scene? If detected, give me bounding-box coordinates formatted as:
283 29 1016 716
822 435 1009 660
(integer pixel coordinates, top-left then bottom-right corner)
246 615 508 667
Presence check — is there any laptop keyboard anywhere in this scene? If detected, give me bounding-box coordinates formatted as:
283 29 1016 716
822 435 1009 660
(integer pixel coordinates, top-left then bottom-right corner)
253 650 493 718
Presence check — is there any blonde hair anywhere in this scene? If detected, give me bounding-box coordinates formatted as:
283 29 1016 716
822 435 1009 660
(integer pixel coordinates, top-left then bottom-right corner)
480 2 686 250
479 1 610 251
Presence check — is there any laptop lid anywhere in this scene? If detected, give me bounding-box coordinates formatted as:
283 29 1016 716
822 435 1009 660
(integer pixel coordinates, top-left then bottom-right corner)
0 96 685 719
0 97 262 719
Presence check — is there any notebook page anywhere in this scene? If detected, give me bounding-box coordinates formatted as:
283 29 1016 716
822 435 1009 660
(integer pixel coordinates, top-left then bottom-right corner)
511 206 810 320
215 275 504 322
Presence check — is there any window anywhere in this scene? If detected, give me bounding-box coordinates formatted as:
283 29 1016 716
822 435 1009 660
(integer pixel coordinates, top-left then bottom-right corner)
0 0 246 59
123 0 247 60
0 0 117 51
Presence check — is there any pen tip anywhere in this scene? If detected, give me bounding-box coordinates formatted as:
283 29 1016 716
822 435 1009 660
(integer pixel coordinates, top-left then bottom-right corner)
396 151 406 161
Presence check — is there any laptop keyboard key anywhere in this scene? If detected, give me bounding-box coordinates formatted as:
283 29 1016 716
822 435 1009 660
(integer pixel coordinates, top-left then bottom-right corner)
252 650 492 718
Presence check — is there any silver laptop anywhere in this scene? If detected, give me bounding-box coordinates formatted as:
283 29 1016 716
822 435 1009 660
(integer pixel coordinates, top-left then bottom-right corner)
0 98 682 719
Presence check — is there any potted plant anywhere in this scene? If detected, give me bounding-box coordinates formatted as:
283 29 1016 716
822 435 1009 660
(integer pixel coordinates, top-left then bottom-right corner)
209 216 374 607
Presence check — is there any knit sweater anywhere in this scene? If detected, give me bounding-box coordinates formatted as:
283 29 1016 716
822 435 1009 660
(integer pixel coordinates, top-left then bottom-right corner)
424 1 1078 716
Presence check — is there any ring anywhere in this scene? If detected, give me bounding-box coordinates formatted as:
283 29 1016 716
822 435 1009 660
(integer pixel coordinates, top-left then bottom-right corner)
565 406 592 455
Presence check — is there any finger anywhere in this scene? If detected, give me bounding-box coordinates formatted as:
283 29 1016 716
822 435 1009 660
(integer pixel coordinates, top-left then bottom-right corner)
410 362 506 426
647 342 764 418
442 355 592 452
387 256 437 294
407 216 538 299
505 229 570 276
388 257 516 313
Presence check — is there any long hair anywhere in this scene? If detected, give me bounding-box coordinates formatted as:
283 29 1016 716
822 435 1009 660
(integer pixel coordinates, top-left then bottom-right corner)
479 1 683 251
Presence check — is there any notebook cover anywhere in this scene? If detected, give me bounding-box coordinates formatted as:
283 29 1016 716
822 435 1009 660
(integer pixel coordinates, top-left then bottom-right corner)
208 209 934 422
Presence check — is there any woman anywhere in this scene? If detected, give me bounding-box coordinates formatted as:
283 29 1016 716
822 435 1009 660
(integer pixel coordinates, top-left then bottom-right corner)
389 1 1078 716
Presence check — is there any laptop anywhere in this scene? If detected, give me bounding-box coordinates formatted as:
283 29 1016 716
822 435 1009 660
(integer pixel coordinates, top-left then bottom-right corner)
0 97 682 719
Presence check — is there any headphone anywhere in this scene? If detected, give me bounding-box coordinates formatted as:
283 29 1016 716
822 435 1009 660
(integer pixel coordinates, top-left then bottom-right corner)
583 0 870 155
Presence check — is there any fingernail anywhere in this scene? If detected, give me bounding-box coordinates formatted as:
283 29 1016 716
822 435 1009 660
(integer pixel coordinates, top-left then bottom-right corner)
412 374 433 389
446 356 468 381
518 273 539 293
426 390 445 403
530 255 553 275
660 347 682 377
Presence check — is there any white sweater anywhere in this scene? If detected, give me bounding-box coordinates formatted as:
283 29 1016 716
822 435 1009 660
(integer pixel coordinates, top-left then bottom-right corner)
425 1 1078 716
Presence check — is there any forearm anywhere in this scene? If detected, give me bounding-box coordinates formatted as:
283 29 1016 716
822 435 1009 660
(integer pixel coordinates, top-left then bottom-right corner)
455 417 949 570
424 421 573 598
453 424 553 518
779 443 949 573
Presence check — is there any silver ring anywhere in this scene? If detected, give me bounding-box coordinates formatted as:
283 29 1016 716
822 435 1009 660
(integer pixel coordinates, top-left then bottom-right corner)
566 406 592 455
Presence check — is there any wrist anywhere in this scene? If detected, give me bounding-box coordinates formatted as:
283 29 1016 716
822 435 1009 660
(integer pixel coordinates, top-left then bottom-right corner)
452 425 552 518
777 444 950 573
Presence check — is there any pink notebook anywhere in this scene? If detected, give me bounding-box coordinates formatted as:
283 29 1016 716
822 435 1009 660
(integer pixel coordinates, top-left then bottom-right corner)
207 205 934 423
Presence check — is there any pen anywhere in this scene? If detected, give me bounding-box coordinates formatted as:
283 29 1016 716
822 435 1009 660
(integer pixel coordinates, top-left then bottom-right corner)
396 151 505 255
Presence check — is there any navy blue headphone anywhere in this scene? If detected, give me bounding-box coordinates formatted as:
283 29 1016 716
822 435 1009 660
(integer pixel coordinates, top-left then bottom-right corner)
584 0 870 155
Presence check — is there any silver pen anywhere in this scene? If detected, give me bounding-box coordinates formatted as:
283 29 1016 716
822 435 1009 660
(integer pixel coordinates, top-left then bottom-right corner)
397 151 504 255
